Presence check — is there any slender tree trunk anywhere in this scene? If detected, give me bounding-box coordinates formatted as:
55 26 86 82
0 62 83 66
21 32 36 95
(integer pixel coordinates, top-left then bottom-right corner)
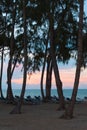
49 13 65 110
6 1 17 102
40 38 48 100
11 58 17 78
40 57 45 100
10 0 28 114
0 45 4 98
61 0 84 119
6 58 14 102
45 58 52 100
6 30 14 102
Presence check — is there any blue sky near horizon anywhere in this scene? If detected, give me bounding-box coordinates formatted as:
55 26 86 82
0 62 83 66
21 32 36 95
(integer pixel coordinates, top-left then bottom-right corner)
84 0 87 13
2 1 87 90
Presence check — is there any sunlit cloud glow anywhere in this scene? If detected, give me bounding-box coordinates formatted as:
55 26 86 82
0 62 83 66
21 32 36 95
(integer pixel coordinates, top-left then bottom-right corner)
12 67 87 89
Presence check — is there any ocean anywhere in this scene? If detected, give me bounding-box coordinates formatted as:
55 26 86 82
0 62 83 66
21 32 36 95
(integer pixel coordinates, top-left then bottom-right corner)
2 89 87 99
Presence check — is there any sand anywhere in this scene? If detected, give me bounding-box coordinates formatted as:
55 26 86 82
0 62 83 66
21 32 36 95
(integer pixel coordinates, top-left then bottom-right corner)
0 102 87 130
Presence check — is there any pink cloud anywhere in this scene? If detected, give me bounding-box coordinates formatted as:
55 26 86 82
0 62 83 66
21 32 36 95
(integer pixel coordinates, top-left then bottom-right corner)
12 78 23 84
12 68 87 89
60 68 87 88
12 72 43 85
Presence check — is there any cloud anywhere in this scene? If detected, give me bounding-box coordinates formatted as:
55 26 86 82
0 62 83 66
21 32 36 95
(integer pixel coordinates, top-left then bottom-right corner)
12 67 87 89
12 71 42 85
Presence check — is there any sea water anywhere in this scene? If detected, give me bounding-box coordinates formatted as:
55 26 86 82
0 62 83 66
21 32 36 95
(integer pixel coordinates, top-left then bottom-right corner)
2 89 87 99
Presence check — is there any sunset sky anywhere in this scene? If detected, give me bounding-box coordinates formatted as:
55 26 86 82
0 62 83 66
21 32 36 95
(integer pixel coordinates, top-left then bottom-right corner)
2 57 87 90
2 1 87 90
11 66 87 89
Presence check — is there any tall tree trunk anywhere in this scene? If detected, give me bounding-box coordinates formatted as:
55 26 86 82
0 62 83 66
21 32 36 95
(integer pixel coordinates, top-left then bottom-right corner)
10 0 28 114
45 58 52 100
0 45 4 98
61 0 84 119
6 39 14 102
40 38 48 100
6 1 17 102
6 58 14 102
49 13 65 110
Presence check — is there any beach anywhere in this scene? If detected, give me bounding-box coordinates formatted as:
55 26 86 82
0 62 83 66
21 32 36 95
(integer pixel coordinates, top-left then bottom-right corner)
0 101 87 130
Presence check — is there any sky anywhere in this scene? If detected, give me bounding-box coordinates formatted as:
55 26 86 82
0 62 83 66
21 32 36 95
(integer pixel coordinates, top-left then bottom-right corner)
84 0 87 15
2 1 87 90
10 59 87 89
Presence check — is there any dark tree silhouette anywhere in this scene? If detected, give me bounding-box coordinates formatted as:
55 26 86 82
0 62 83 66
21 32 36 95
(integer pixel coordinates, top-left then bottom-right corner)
61 0 84 119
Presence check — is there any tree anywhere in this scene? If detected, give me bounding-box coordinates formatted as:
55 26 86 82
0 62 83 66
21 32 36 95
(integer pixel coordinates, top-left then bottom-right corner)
45 56 52 100
40 38 48 100
10 0 28 114
29 0 78 108
49 12 65 109
61 0 84 119
6 1 17 102
0 42 4 99
0 7 5 98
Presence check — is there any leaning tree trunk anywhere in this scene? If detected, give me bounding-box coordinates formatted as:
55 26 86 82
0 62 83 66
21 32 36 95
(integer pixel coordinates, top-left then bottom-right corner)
10 0 28 114
61 0 84 119
49 13 65 110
